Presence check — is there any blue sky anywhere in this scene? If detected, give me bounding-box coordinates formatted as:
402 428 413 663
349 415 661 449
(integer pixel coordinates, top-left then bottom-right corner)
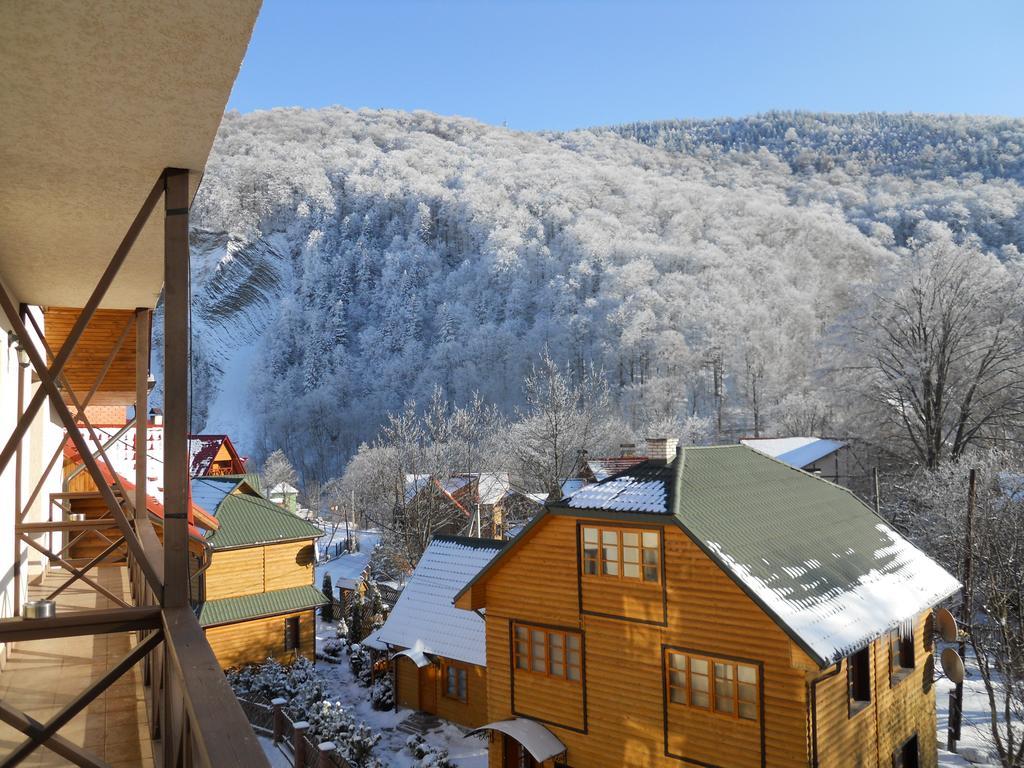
227 0 1024 131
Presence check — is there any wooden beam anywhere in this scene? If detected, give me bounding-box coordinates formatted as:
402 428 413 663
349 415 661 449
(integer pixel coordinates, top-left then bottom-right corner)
0 702 108 768
3 630 163 765
0 174 164 479
45 537 126 601
163 168 189 609
0 606 161 643
135 308 150 522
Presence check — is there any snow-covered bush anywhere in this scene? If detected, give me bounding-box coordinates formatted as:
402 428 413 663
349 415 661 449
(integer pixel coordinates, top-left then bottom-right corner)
348 643 374 686
404 734 455 767
307 701 382 767
322 639 345 660
370 674 393 711
226 657 324 717
335 617 349 639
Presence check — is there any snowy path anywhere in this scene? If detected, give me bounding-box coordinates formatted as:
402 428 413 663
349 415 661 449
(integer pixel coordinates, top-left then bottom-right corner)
315 619 487 768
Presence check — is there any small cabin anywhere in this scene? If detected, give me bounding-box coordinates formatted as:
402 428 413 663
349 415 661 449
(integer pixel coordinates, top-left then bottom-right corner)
455 441 959 768
372 536 505 729
186 476 327 668
741 436 850 487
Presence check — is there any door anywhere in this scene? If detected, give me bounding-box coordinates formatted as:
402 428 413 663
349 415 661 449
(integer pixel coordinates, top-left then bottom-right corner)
503 736 539 768
893 735 919 768
419 662 438 714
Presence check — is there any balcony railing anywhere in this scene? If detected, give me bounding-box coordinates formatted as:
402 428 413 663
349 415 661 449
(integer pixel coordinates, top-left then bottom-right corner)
0 169 269 767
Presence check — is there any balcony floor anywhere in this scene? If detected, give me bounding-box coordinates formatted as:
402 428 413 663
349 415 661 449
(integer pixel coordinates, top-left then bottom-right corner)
0 566 154 767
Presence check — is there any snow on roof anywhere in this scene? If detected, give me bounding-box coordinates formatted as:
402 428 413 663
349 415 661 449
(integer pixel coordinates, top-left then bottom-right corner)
374 536 504 666
316 549 372 590
740 437 845 469
269 482 299 496
190 476 240 517
188 435 231 476
559 478 585 497
474 473 510 505
405 474 430 504
470 719 565 763
440 475 473 496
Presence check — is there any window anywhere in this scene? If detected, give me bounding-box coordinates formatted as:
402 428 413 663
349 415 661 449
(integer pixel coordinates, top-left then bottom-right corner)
892 734 919 768
284 616 299 651
848 646 871 712
513 623 582 682
889 624 915 683
444 662 469 703
581 526 660 583
665 651 758 721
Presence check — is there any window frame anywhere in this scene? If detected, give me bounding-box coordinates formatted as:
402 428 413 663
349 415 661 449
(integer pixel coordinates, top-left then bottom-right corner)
664 650 759 722
889 624 915 686
848 645 872 716
513 622 582 684
443 660 470 704
581 524 661 585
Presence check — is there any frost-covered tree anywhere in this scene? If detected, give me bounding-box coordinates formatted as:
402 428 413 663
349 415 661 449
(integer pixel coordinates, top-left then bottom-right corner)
262 449 298 493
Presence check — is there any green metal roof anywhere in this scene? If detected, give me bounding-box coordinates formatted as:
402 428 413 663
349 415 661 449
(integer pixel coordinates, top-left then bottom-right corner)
196 585 328 627
204 490 323 550
461 445 960 667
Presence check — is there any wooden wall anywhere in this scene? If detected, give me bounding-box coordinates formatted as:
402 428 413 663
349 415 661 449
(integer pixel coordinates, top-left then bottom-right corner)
394 655 489 729
813 611 937 768
44 308 138 406
203 540 315 600
204 609 315 669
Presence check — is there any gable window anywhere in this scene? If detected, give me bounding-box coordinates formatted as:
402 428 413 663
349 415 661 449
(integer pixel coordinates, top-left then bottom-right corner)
665 651 758 721
284 616 299 651
444 662 469 703
889 623 915 684
513 623 581 682
581 526 660 583
848 646 871 713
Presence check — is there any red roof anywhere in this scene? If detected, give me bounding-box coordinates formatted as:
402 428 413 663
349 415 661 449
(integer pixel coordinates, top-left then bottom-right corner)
92 461 210 541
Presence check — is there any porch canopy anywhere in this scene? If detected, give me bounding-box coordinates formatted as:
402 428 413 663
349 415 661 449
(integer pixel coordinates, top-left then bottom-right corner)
0 1 260 310
392 646 432 668
470 718 566 763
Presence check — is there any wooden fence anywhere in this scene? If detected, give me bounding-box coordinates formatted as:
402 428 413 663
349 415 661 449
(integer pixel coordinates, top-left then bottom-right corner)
237 695 352 768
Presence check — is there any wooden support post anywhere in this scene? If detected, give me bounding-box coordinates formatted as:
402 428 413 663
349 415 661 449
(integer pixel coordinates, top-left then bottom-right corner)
13 338 24 617
948 467 976 753
316 741 338 768
136 309 150 522
271 698 287 744
292 721 309 768
163 168 190 609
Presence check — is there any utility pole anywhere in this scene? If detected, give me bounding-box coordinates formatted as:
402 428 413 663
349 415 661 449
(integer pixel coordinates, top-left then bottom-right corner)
872 467 881 516
347 488 354 554
948 468 976 753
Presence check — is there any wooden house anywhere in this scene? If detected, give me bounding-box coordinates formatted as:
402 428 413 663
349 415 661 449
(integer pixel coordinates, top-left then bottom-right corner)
188 434 247 476
372 536 505 729
186 476 328 668
455 441 960 768
405 472 521 539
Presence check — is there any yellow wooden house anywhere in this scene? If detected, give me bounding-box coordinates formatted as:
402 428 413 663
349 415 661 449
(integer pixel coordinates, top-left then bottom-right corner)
188 476 328 668
455 441 960 768
371 536 505 728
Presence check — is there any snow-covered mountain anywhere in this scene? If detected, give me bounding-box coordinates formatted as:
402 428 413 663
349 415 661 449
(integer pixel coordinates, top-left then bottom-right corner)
174 107 1024 478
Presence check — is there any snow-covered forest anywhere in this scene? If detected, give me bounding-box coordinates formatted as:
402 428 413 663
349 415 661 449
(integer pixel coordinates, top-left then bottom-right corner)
176 108 1024 483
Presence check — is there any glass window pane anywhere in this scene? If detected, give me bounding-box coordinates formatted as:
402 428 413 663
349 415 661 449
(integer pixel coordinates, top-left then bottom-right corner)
567 665 580 681
670 688 686 704
623 546 639 563
669 670 686 687
516 656 528 670
549 633 563 649
691 691 709 708
584 557 598 575
550 645 564 665
714 663 734 681
642 548 659 565
623 562 640 578
691 674 709 693
515 626 528 641
643 565 659 582
567 650 580 667
622 531 639 547
531 629 545 646
716 694 735 714
739 702 757 720
550 661 564 676
739 684 757 703
738 665 757 684
567 634 580 651
642 531 659 548
602 530 618 545
669 654 686 671
691 658 708 675
602 552 619 576
583 527 598 544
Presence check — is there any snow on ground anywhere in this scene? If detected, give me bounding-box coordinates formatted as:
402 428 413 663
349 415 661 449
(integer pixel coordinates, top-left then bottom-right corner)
936 645 1017 767
315 529 382 589
259 737 293 768
315 618 487 768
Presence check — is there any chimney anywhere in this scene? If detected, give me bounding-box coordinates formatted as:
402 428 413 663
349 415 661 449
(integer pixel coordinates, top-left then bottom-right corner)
645 437 679 463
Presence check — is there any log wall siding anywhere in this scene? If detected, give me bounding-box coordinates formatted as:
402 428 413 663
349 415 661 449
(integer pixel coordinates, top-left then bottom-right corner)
394 655 489 728
263 540 315 591
44 308 138 405
204 609 316 669
396 656 420 710
480 513 942 768
813 611 937 768
205 547 264 599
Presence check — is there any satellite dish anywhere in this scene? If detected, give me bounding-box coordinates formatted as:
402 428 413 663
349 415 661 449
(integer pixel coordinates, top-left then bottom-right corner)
936 608 959 643
941 648 966 684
